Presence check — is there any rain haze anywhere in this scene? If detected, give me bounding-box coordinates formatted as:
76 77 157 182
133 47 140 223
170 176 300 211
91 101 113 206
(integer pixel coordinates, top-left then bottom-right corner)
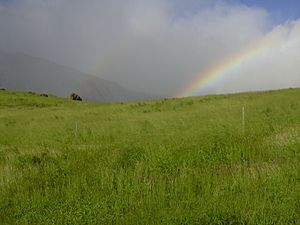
0 0 300 98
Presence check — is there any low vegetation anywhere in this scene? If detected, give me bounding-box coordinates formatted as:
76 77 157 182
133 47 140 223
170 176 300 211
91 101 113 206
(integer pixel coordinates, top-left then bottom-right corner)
0 88 299 224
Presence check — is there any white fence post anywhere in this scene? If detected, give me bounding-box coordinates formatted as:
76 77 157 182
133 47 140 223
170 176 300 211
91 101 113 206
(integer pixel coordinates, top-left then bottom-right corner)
75 122 78 137
242 106 245 131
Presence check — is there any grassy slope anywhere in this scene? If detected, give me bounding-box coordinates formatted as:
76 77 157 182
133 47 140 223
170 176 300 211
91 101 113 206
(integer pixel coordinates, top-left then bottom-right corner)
0 89 299 225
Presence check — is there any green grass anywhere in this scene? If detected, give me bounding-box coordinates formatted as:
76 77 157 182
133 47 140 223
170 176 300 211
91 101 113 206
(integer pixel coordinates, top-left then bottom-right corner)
0 89 299 225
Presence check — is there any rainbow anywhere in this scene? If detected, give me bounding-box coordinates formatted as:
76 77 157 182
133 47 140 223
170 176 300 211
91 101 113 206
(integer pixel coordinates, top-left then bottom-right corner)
177 34 274 97
87 36 131 76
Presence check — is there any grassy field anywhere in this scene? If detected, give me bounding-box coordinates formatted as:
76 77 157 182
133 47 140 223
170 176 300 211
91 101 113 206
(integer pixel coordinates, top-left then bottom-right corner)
0 88 299 224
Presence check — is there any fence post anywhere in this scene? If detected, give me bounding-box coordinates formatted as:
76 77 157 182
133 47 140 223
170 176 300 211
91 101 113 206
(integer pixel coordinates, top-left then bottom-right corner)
75 122 78 137
242 106 245 131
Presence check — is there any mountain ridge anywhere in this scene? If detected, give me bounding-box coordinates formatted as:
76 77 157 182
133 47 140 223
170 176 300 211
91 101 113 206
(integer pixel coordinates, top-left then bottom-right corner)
0 51 155 102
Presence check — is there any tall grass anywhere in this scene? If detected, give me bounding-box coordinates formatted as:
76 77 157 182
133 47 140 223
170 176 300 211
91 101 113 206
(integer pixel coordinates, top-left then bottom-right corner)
0 89 299 224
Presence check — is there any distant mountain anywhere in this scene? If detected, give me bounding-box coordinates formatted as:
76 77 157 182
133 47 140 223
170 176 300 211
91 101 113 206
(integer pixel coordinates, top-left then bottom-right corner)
0 51 154 102
75 75 152 102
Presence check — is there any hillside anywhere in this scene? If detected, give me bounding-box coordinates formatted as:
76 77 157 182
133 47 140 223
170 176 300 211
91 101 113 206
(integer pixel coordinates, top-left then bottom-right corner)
0 88 299 224
0 51 154 102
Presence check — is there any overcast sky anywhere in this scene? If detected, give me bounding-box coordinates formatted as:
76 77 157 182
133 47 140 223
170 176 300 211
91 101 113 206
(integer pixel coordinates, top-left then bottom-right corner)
0 0 299 97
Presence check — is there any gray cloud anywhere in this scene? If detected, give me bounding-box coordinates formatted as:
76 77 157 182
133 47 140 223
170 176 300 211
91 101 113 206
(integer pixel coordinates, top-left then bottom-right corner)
0 0 299 97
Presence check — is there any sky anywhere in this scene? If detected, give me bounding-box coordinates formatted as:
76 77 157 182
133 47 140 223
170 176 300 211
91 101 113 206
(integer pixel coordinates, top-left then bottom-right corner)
233 0 300 22
0 0 299 97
